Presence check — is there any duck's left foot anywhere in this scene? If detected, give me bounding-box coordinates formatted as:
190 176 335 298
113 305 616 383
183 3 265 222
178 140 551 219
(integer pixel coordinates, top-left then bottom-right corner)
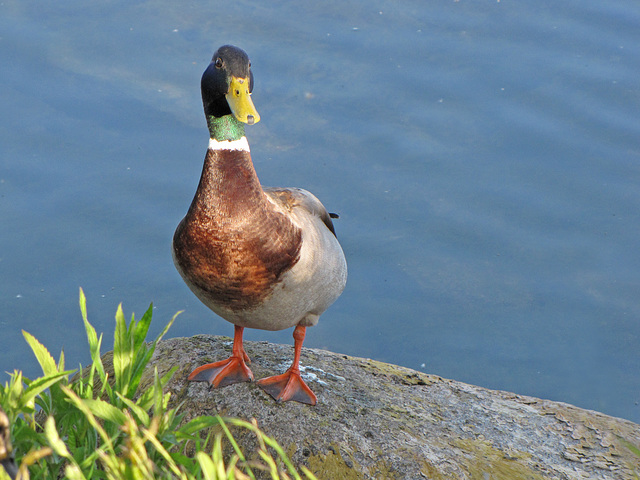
257 369 317 405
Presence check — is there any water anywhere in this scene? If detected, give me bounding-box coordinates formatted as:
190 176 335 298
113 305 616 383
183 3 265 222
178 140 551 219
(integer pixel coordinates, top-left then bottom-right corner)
1 0 639 423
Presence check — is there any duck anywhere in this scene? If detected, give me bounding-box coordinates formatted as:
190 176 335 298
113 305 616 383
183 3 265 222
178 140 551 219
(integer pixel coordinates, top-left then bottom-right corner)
173 45 347 405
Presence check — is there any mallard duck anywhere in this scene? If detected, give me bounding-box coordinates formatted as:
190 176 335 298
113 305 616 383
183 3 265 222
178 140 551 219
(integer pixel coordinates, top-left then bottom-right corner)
173 45 347 405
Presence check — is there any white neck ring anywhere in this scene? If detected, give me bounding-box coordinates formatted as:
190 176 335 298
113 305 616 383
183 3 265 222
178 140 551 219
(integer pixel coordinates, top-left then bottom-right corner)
208 136 250 152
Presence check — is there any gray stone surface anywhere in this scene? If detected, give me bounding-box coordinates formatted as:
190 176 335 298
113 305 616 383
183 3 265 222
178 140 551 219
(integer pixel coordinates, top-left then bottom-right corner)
134 335 640 479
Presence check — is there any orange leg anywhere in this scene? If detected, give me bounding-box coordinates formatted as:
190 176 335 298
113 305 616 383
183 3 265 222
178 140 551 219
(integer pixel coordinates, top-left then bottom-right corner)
188 325 254 387
257 325 317 405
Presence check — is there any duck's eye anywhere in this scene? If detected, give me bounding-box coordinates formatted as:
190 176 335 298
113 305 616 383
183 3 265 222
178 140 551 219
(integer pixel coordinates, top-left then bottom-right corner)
215 57 223 68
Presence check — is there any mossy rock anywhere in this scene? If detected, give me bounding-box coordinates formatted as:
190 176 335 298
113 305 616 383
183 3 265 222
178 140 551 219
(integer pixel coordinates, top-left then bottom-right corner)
133 335 640 479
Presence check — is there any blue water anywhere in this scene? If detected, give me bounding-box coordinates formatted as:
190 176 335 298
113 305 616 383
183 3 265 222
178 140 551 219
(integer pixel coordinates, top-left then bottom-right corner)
1 0 639 423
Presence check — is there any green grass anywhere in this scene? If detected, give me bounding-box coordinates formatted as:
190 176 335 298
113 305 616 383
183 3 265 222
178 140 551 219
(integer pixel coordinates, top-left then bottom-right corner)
0 289 317 480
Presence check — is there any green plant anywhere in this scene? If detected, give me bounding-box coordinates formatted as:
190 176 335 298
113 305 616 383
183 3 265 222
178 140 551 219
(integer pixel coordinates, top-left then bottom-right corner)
0 289 317 480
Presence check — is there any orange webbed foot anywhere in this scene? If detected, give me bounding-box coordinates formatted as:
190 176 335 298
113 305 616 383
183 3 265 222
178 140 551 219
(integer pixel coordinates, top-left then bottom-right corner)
257 369 317 405
188 325 253 388
188 355 254 388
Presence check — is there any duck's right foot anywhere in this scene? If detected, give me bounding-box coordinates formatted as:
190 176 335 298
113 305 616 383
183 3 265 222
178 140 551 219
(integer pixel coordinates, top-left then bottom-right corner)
188 355 254 387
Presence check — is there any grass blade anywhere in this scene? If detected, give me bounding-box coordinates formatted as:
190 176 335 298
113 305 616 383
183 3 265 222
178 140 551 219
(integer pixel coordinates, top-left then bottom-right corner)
22 330 58 377
113 303 133 396
133 303 154 351
44 416 70 458
177 416 221 436
22 371 73 410
82 398 128 426
80 289 106 382
61 386 115 454
116 393 150 427
218 417 256 480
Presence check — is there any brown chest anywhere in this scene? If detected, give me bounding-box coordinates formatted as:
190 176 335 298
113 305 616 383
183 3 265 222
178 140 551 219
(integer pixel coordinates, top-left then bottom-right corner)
173 205 302 311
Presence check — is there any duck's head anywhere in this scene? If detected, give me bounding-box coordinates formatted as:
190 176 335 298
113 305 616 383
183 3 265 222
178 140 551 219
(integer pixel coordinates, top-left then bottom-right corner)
201 45 260 125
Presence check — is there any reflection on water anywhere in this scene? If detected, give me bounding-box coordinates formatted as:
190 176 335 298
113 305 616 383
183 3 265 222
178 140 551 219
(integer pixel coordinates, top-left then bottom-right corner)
1 0 639 423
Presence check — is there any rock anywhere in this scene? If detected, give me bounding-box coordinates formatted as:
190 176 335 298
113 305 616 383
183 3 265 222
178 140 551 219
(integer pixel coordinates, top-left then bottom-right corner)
137 335 640 479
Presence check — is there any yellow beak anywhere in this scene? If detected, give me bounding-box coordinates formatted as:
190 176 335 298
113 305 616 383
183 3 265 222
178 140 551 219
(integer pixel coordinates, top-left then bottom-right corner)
226 76 260 125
